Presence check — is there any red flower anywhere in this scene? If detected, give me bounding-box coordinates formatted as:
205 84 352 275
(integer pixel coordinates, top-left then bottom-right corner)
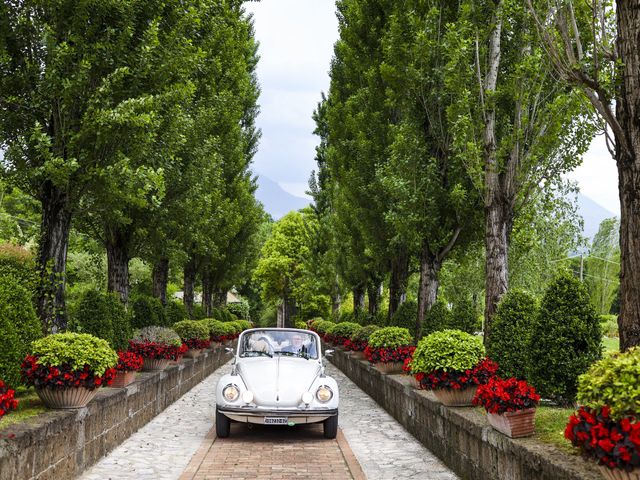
128 341 187 361
20 355 113 391
417 358 499 391
365 345 415 365
0 380 19 419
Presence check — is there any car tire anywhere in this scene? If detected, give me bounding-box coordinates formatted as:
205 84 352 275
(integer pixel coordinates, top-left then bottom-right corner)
323 413 338 439
216 408 231 438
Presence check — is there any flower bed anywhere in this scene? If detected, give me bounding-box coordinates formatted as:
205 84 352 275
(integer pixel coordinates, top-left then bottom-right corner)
474 377 540 414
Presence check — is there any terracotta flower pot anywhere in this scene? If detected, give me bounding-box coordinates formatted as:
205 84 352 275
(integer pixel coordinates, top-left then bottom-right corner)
374 362 404 374
36 386 98 409
487 408 536 438
142 358 171 371
433 386 478 407
184 348 202 359
110 371 137 388
599 467 640 480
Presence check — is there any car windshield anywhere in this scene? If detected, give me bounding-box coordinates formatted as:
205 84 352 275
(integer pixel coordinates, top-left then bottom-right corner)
240 330 319 359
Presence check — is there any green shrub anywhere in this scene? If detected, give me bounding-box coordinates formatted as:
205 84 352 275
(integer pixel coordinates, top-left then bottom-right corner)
0 276 42 386
411 329 485 374
599 314 618 337
221 322 237 336
172 320 210 341
227 300 250 320
295 321 307 329
30 332 118 376
131 326 182 347
202 318 227 338
367 310 387 326
71 290 131 351
389 300 417 332
313 320 335 334
576 347 640 419
449 298 479 334
350 324 380 343
422 298 451 336
367 327 413 349
236 320 252 331
165 301 188 325
210 307 223 321
191 304 206 320
0 243 37 293
131 295 168 329
331 322 361 339
527 274 602 404
486 290 537 379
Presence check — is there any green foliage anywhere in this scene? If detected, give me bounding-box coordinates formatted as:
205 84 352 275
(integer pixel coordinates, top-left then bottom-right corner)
577 347 640 419
131 326 182 348
350 324 380 343
600 314 618 337
165 301 188 325
411 330 485 374
527 274 602 403
422 299 451 336
227 300 250 321
331 322 361 339
172 320 209 341
487 290 537 379
71 290 131 352
0 243 37 294
0 276 42 386
191 305 206 321
202 318 227 337
367 327 413 349
389 301 417 331
221 322 238 336
131 296 168 329
449 298 479 334
585 218 620 315
30 333 118 376
313 320 335 335
295 321 307 330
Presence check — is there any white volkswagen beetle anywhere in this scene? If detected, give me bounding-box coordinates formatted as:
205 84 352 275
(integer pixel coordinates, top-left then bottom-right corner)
215 328 339 439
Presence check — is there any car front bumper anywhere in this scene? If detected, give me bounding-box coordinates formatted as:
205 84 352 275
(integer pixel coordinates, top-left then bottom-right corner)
217 406 338 425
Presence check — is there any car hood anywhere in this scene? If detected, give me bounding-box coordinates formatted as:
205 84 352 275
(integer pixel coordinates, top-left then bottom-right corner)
238 356 321 408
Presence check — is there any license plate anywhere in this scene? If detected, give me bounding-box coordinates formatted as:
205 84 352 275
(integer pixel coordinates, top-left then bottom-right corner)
264 417 288 425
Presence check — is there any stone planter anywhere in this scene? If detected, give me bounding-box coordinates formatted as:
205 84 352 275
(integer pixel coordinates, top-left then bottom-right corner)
599 467 640 480
404 375 420 389
142 358 171 371
374 362 404 374
110 371 137 388
36 386 98 409
433 386 478 407
486 408 536 438
184 348 203 359
349 351 365 360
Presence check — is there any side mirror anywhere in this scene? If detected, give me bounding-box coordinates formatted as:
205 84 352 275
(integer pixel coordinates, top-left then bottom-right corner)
225 347 235 355
324 349 334 358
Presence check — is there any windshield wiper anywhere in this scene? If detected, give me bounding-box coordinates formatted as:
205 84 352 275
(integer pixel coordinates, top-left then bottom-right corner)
243 350 273 358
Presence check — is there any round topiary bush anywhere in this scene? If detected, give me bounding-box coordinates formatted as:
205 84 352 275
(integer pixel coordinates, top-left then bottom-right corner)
129 326 186 361
0 275 42 387
165 301 188 325
486 290 537 379
527 274 602 404
227 300 250 320
422 298 451 336
330 322 362 344
450 297 479 334
295 320 307 329
203 318 228 341
72 290 131 352
313 320 335 335
411 329 485 374
347 324 380 351
173 320 211 350
389 300 418 332
367 327 413 349
131 296 168 329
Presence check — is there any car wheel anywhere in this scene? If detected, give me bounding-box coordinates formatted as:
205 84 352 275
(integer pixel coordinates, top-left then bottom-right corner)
216 408 231 438
323 413 338 439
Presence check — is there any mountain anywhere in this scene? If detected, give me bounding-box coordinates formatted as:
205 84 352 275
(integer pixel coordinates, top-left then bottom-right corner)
255 175 310 219
577 193 617 240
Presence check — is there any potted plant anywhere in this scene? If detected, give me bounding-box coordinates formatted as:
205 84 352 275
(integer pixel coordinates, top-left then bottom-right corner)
173 320 211 358
128 326 187 371
345 325 380 359
21 333 118 409
330 322 361 348
0 379 18 419
222 322 239 345
565 347 640 480
111 351 144 388
364 327 414 374
473 377 540 437
203 319 228 347
411 329 497 406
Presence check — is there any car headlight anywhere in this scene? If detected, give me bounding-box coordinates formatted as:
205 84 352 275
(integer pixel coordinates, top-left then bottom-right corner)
302 391 313 404
223 384 240 402
242 390 254 404
316 385 333 403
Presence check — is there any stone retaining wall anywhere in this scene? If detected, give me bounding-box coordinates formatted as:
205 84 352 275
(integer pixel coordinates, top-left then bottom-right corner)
326 346 601 480
0 347 231 480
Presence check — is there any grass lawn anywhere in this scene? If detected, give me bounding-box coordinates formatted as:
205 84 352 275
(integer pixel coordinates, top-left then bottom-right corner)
534 405 576 453
602 336 619 353
0 388 47 431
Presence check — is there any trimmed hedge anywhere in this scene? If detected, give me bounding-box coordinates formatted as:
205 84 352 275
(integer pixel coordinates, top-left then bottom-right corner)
350 324 380 343
331 322 361 340
527 274 602 404
0 275 42 386
449 298 479 334
131 295 168 329
173 320 210 341
412 329 485 373
72 290 131 351
367 327 413 349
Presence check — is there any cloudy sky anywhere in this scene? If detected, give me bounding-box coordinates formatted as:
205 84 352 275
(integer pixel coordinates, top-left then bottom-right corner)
245 0 620 215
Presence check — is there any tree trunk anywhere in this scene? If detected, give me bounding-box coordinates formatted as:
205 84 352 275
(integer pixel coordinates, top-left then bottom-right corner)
416 246 442 339
331 275 341 314
388 246 409 320
282 288 295 328
215 287 227 307
183 255 197 316
367 281 381 315
201 267 212 316
353 284 365 313
106 226 130 304
616 0 640 350
152 258 169 306
36 182 72 333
